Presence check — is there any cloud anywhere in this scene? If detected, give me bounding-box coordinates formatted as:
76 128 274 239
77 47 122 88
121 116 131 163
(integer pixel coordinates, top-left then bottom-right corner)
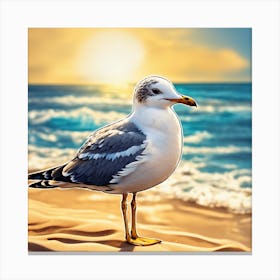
137 29 249 82
28 28 93 84
28 28 251 84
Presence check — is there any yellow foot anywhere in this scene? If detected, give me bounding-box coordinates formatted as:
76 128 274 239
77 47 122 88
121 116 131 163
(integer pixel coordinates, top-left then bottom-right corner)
127 237 161 246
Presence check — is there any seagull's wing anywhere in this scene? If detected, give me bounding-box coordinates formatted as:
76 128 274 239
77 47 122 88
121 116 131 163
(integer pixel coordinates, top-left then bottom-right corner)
59 119 148 186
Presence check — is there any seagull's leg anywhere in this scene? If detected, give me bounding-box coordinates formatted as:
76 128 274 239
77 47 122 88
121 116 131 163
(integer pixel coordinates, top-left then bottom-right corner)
121 193 130 241
130 192 138 239
127 192 161 246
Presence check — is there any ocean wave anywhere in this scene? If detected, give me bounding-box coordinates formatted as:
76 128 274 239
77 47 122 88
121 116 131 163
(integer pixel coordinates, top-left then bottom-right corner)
184 131 213 144
176 104 251 114
29 107 127 125
32 129 214 147
28 147 251 214
183 145 251 155
29 95 131 107
29 95 251 115
197 104 251 113
29 130 92 146
148 162 252 214
28 145 76 170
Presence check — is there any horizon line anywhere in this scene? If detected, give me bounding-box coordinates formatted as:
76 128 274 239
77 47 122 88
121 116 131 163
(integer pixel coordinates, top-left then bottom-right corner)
28 81 252 86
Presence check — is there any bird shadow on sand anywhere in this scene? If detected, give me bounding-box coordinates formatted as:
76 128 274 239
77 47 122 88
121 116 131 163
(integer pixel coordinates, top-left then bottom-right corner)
28 242 53 252
29 226 136 252
46 237 134 252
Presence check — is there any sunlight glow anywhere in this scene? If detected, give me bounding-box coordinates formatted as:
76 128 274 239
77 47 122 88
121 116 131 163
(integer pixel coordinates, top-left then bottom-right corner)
77 31 145 85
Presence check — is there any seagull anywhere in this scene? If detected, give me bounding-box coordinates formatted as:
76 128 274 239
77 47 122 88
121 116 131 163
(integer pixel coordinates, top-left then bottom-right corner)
28 75 197 246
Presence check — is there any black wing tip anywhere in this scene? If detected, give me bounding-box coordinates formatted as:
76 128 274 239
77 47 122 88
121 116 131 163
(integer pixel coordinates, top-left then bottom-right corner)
28 173 43 180
28 181 41 188
28 165 62 180
28 180 56 189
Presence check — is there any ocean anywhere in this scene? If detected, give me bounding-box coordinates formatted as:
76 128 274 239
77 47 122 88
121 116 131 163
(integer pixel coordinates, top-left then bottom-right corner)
28 83 252 214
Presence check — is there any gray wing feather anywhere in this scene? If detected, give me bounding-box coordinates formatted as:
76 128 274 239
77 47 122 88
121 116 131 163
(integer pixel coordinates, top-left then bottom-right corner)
62 120 147 186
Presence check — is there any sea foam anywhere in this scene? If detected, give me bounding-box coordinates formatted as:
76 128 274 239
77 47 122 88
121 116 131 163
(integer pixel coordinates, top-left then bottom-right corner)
146 162 252 214
29 107 126 125
28 83 252 214
28 146 251 214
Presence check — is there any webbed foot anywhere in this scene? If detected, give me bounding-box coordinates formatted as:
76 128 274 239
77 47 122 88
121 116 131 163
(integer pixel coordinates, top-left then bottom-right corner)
127 236 161 246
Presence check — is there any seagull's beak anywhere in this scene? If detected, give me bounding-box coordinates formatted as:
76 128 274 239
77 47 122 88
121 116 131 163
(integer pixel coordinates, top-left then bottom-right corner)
165 95 197 107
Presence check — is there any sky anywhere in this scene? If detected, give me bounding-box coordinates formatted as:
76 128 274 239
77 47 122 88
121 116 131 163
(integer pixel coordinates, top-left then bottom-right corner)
28 28 251 85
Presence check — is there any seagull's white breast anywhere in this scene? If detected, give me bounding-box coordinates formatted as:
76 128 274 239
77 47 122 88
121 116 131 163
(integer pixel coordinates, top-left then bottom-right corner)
110 106 183 194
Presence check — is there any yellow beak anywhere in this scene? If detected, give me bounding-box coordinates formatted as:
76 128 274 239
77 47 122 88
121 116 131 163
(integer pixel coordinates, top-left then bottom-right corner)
165 95 197 107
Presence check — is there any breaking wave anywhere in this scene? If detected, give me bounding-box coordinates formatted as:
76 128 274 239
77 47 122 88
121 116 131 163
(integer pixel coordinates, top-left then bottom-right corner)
148 161 252 214
29 95 131 107
197 104 251 113
28 146 251 214
184 131 213 143
29 107 127 125
28 83 252 214
183 145 251 155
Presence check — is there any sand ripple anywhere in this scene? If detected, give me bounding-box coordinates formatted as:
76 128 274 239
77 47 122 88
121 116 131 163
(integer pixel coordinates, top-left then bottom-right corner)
29 188 251 252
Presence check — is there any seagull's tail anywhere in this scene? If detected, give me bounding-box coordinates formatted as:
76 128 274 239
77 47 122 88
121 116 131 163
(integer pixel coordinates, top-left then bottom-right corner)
29 180 57 189
28 165 68 188
28 167 57 180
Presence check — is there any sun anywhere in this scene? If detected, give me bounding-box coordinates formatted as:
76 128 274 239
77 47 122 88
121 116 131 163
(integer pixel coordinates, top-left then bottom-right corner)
77 31 145 85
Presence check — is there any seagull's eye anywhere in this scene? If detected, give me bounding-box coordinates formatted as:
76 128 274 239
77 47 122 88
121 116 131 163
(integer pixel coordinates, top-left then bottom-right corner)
152 88 161 94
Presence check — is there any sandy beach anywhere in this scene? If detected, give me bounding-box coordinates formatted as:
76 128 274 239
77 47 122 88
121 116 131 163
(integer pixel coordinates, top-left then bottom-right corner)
28 187 251 252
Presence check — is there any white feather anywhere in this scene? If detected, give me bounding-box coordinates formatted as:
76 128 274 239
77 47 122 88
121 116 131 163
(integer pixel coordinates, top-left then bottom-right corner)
109 141 149 183
108 105 183 194
78 144 146 161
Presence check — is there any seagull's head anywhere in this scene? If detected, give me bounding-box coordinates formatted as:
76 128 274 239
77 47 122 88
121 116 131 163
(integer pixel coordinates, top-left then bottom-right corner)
133 75 197 109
